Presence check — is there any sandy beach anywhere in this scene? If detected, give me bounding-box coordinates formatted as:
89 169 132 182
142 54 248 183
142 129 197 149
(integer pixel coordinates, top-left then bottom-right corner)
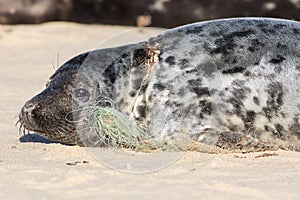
0 22 299 199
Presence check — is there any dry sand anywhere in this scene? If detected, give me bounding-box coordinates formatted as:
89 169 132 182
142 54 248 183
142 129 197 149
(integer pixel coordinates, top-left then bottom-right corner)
0 22 299 199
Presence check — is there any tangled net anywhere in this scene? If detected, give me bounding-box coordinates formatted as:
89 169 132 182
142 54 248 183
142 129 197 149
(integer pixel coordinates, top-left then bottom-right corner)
71 97 173 152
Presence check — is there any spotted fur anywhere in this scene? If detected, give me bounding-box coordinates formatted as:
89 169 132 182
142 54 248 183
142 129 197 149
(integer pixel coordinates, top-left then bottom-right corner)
19 18 300 152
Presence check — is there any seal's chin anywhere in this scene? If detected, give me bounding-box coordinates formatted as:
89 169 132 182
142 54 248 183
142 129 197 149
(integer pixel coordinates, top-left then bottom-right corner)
18 110 78 145
19 122 78 145
35 129 78 145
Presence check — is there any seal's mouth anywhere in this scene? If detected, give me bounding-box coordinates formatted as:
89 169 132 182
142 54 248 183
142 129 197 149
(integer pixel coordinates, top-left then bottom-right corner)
18 102 77 145
17 117 78 145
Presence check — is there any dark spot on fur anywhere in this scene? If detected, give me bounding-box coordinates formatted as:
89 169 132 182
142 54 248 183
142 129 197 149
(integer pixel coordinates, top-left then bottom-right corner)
280 111 287 118
184 104 197 116
133 48 148 66
177 87 186 97
247 46 256 52
165 56 176 65
165 100 182 108
199 100 212 117
194 87 210 97
273 24 287 29
261 28 275 34
289 115 300 138
257 22 267 28
218 91 225 97
264 124 289 140
228 97 243 117
243 110 256 129
185 69 199 74
202 42 213 53
132 78 143 90
292 28 300 34
188 78 210 97
264 125 274 132
231 80 251 100
198 63 218 77
244 71 251 77
153 83 166 91
274 66 282 73
209 31 221 37
276 43 287 49
228 29 255 38
264 73 277 80
211 38 236 55
269 55 285 64
137 105 147 119
253 96 260 105
262 82 284 120
185 26 204 34
222 67 245 74
129 91 136 97
119 98 124 105
211 29 255 55
179 59 190 69
226 80 252 118
103 65 117 85
274 123 286 139
247 39 265 52
140 82 149 94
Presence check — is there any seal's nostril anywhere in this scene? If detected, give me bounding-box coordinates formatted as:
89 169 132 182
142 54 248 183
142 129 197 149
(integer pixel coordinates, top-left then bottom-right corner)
22 102 36 114
20 102 38 132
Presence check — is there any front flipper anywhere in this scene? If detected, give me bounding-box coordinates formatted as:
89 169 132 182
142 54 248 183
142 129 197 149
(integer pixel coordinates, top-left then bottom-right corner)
188 131 278 153
215 132 278 153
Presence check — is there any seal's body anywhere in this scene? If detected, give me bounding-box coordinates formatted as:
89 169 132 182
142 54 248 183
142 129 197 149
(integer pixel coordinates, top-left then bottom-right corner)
19 18 300 152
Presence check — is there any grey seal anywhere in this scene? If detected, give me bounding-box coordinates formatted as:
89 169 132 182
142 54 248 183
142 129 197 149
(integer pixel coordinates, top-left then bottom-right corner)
19 18 300 152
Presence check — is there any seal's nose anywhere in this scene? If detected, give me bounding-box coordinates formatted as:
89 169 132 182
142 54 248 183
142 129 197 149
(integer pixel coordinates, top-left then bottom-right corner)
22 102 35 115
20 101 38 130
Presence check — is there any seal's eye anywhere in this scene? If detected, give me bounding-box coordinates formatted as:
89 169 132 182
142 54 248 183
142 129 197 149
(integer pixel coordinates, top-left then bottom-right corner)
74 88 90 102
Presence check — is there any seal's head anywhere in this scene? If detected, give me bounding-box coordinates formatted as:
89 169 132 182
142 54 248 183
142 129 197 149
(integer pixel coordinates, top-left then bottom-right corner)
18 42 147 145
18 52 95 144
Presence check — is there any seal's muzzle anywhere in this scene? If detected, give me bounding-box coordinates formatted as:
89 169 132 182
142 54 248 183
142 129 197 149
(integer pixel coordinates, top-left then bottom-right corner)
19 86 77 144
20 100 39 132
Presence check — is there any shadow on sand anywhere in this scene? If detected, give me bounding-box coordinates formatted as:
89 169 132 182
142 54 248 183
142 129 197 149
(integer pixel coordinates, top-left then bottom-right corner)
19 133 70 145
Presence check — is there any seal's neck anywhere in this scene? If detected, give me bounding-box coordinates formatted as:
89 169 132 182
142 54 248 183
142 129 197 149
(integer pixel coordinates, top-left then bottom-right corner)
103 46 160 117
